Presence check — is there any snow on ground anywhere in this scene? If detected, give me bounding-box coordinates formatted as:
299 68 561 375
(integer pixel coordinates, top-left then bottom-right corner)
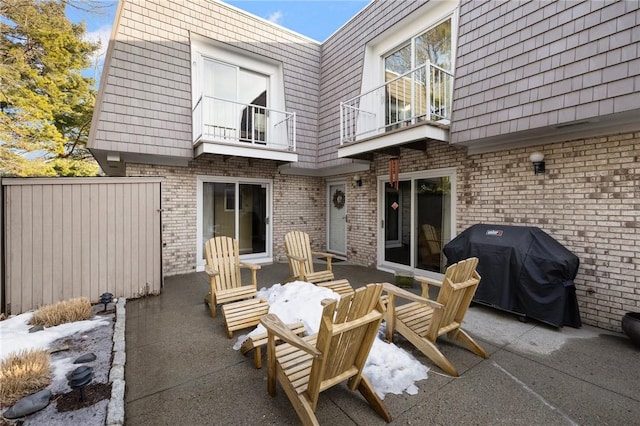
0 311 110 363
233 281 429 399
0 309 113 425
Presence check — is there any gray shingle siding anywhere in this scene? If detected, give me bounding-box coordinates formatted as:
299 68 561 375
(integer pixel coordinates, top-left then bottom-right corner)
317 0 428 168
451 0 640 146
91 0 321 167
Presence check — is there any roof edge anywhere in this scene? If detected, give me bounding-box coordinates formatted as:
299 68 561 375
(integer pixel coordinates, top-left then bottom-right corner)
215 0 322 44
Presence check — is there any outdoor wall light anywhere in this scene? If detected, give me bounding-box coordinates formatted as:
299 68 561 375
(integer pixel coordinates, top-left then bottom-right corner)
353 175 362 186
530 152 545 175
106 153 120 162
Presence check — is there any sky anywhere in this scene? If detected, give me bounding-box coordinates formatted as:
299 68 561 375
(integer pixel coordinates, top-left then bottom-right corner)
67 0 371 81
225 0 371 41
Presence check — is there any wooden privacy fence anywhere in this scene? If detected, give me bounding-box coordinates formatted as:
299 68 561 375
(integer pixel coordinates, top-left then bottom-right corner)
2 177 163 314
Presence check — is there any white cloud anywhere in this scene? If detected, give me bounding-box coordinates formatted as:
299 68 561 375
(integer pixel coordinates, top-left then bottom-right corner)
266 10 283 25
84 24 112 81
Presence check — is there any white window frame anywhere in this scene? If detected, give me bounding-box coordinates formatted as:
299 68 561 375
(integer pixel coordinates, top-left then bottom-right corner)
360 0 459 95
191 35 286 114
196 175 273 271
383 16 455 74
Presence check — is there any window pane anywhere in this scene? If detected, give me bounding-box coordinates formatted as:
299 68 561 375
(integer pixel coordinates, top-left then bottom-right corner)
385 44 412 127
202 60 238 138
239 70 268 143
203 59 237 100
202 182 236 255
385 43 411 78
384 181 411 266
415 177 451 273
238 70 267 106
238 184 267 254
415 19 452 70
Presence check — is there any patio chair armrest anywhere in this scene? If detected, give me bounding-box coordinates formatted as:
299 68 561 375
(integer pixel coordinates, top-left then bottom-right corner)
204 266 219 277
382 282 442 310
240 261 260 287
415 275 442 299
312 251 334 259
312 251 334 271
415 276 442 287
261 314 321 357
286 254 306 263
239 261 261 271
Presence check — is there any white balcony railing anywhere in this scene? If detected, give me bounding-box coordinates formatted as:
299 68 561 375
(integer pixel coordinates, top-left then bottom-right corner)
340 62 453 144
193 95 296 152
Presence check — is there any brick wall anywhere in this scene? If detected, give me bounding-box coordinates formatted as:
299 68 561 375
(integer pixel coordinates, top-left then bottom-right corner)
346 132 639 332
126 131 639 331
459 132 640 331
273 173 326 262
126 155 324 276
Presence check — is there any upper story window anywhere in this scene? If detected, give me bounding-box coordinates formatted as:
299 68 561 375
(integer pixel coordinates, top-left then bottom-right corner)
384 18 452 78
202 58 269 142
338 1 458 145
191 35 295 154
383 17 453 126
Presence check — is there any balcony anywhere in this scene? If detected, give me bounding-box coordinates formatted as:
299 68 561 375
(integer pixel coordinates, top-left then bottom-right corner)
338 63 453 159
193 96 297 162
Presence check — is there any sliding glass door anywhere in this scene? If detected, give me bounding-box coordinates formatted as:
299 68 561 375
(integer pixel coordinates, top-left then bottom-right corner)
380 169 455 274
198 177 271 269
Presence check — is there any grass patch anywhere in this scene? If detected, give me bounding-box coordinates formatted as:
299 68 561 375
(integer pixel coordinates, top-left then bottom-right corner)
0 349 51 407
28 297 93 328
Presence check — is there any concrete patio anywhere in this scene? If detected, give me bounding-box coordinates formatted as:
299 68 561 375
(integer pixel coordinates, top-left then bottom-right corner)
124 262 640 425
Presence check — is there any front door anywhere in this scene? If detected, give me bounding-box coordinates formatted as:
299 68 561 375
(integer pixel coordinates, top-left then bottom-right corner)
327 182 347 255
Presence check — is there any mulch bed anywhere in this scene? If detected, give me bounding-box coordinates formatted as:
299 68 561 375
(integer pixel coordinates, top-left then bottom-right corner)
0 383 112 425
55 382 112 412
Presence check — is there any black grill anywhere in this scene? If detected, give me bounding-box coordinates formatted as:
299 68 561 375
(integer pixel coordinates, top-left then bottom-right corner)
443 224 581 328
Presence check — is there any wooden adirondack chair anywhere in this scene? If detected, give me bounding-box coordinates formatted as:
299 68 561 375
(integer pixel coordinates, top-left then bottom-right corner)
203 236 260 318
284 231 335 283
260 283 391 425
384 257 488 377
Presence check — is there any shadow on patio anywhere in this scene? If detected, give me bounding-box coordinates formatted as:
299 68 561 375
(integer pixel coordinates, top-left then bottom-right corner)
124 262 640 425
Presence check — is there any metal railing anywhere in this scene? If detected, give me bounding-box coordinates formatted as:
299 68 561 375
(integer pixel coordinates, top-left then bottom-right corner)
340 62 453 144
193 95 296 152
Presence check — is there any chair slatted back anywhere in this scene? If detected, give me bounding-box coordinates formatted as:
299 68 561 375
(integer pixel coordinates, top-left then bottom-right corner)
306 284 384 408
435 257 480 335
284 231 316 277
205 236 242 292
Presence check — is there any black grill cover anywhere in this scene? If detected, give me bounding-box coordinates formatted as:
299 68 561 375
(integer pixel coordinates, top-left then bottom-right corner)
443 224 581 328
